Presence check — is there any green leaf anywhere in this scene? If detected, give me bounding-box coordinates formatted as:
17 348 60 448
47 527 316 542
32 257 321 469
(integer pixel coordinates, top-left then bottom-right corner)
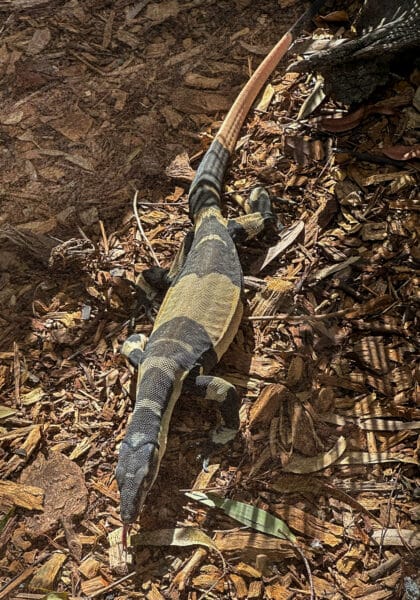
185 492 296 543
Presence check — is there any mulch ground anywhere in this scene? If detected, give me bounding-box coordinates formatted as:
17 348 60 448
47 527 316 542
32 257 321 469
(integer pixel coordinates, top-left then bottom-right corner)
0 1 419 599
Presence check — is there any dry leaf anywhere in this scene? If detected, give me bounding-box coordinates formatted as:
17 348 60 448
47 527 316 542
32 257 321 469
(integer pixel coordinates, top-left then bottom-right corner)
251 220 304 273
256 83 275 112
284 436 347 473
249 384 287 426
27 28 51 54
21 452 88 535
145 0 179 21
382 144 420 161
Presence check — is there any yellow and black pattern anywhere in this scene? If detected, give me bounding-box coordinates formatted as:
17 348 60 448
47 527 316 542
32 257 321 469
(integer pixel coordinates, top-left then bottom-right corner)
116 188 275 523
116 0 321 523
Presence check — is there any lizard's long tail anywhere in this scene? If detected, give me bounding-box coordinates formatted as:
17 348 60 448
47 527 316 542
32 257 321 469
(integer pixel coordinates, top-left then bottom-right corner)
188 0 325 221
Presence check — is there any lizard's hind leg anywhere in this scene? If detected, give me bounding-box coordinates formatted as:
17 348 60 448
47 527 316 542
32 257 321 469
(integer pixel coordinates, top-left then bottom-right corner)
228 187 275 242
187 375 240 446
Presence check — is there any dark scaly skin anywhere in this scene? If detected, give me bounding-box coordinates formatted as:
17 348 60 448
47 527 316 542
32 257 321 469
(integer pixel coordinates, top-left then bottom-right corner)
116 1 326 527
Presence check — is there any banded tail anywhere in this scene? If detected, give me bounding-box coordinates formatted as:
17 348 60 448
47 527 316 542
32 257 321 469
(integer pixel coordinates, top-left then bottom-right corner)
188 0 326 220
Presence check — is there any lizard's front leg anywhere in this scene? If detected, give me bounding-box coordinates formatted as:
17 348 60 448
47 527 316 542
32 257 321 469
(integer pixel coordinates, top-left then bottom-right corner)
137 229 195 297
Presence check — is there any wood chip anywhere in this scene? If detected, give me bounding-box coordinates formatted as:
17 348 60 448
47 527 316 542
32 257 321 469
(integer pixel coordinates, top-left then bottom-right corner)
28 552 66 591
0 480 43 510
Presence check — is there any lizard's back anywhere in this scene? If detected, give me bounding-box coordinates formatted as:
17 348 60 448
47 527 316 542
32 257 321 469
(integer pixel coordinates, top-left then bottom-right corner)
147 209 243 371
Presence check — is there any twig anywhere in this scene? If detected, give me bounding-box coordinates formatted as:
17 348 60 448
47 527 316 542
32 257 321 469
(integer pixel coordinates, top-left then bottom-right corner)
99 220 109 255
68 49 108 76
367 555 401 581
378 468 400 560
172 548 207 592
132 190 161 267
247 308 351 322
13 341 21 407
137 200 187 206
290 543 315 600
196 572 227 600
89 570 136 598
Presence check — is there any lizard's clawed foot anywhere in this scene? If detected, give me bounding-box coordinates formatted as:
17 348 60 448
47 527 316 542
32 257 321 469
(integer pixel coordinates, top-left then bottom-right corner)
199 426 238 471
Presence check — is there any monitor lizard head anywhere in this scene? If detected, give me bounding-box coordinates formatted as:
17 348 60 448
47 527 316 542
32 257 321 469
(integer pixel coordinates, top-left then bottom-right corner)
116 439 160 524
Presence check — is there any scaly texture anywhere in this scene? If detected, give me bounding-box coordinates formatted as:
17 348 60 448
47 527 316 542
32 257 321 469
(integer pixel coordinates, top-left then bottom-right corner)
116 1 326 525
290 0 420 104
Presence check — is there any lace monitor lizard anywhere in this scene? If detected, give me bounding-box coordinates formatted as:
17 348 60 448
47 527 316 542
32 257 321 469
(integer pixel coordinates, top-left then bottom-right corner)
116 0 325 534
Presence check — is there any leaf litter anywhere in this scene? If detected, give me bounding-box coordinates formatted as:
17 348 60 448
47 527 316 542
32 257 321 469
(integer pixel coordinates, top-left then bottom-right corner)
0 0 419 598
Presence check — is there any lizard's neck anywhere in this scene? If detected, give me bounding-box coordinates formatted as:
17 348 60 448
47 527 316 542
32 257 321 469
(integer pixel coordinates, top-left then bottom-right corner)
126 356 187 458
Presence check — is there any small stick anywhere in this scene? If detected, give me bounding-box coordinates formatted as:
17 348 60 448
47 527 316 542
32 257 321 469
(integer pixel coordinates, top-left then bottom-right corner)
13 341 21 407
89 570 136 598
247 307 351 322
69 49 108 76
132 190 161 267
172 547 207 592
292 544 315 600
367 555 401 581
99 220 109 255
137 200 187 206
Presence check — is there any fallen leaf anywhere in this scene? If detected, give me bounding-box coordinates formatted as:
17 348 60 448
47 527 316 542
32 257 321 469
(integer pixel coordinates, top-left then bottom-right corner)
20 452 88 535
356 418 420 432
0 405 17 419
131 527 223 565
145 0 179 21
186 492 296 542
381 144 420 161
27 28 51 54
256 83 275 112
336 451 417 466
251 220 304 273
298 76 326 119
318 10 349 22
320 107 367 132
311 255 360 282
284 436 347 473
